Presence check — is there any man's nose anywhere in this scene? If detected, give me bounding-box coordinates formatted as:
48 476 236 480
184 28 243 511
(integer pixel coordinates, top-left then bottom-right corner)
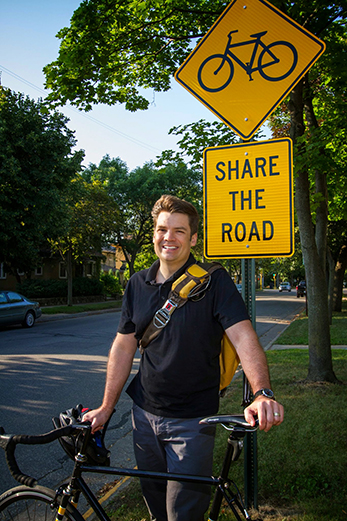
164 229 174 240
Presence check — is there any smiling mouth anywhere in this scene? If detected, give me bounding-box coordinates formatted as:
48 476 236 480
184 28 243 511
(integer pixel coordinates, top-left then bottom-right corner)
163 245 178 250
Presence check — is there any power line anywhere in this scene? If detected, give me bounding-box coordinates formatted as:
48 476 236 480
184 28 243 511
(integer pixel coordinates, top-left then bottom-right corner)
0 65 162 154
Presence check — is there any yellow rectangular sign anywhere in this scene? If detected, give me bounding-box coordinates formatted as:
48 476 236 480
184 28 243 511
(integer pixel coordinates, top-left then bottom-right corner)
204 138 294 258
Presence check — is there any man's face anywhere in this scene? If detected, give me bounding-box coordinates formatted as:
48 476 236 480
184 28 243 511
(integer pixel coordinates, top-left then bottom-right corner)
153 211 197 268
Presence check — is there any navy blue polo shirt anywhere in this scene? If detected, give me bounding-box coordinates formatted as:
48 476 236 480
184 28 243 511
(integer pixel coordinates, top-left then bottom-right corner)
118 254 250 418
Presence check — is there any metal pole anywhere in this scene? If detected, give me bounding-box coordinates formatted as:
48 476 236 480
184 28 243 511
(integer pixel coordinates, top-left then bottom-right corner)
241 258 258 510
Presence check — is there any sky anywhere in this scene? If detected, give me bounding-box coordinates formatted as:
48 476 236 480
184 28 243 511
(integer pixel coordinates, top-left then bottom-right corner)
1 0 225 172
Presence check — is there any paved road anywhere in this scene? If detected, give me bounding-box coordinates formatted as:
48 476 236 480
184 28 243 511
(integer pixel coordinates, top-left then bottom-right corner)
0 290 304 497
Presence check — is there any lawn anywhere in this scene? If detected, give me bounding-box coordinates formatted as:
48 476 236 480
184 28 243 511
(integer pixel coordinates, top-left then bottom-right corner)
275 300 347 345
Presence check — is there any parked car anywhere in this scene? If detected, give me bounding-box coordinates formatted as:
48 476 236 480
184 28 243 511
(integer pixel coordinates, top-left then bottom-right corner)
279 282 291 292
296 281 306 298
0 291 42 328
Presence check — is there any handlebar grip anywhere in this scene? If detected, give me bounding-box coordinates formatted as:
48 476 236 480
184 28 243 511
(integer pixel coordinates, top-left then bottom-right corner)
5 437 37 487
4 426 74 487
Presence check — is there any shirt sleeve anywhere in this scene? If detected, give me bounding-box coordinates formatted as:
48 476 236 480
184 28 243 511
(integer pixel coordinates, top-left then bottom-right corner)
117 280 136 334
212 269 250 331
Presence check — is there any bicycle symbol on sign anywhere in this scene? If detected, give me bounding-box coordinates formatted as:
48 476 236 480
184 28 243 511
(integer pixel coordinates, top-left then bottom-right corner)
197 30 298 92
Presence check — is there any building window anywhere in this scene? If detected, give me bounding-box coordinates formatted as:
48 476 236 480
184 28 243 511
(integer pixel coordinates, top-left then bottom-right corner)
59 263 67 279
35 266 43 276
0 263 6 279
85 261 96 277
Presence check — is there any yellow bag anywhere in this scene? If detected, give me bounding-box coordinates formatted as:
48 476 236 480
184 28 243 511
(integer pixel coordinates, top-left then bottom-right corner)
219 334 240 397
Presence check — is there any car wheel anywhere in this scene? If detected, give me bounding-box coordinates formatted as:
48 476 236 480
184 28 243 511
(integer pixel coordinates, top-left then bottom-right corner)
22 311 35 328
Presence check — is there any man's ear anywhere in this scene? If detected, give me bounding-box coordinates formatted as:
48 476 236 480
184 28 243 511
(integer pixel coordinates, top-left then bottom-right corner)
191 233 197 247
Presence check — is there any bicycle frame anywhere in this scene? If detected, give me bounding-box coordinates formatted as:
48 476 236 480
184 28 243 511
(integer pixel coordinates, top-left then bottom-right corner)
56 422 251 521
222 30 278 81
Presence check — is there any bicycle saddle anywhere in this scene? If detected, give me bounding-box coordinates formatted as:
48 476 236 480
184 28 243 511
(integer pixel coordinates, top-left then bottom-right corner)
199 414 258 430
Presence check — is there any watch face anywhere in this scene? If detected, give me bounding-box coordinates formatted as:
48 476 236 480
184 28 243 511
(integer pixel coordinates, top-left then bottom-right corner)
263 388 274 398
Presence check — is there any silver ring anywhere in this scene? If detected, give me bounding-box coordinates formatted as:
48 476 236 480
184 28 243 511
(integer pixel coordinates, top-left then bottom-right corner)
273 412 280 417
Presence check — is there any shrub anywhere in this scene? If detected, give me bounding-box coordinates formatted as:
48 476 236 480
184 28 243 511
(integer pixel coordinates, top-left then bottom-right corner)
17 277 104 298
18 279 67 298
100 271 123 297
73 277 103 296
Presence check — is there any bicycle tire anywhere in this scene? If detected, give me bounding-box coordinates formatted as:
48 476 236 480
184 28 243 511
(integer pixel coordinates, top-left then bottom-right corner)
258 41 298 82
197 54 234 92
0 486 84 521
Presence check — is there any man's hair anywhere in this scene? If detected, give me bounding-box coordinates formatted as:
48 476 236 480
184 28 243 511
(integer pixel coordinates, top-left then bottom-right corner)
151 195 199 236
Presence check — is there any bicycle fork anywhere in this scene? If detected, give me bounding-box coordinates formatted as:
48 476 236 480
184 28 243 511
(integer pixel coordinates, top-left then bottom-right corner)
208 429 250 521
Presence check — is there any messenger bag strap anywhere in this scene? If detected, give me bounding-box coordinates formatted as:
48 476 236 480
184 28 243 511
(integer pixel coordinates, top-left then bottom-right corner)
139 262 223 351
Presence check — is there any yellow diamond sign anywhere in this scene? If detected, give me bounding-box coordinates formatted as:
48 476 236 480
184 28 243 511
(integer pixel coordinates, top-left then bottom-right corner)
204 138 294 259
175 0 325 139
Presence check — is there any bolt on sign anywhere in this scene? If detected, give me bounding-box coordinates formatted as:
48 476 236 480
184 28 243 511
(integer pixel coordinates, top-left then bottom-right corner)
203 138 294 259
175 0 325 140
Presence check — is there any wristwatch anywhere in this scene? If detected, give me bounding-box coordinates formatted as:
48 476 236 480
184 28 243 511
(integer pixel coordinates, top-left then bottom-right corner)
253 388 275 400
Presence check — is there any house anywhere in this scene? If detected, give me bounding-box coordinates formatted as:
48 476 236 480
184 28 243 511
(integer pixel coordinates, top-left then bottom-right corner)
0 253 100 292
1 244 127 292
101 245 126 274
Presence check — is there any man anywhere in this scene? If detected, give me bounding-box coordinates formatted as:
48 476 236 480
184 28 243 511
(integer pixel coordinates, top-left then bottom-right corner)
85 195 283 521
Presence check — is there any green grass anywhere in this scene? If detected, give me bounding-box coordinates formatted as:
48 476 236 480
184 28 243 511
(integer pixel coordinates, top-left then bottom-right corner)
41 300 122 314
275 300 347 345
105 350 347 521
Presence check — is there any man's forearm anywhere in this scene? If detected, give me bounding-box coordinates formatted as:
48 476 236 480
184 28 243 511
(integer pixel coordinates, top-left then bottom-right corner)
226 320 271 393
101 333 138 414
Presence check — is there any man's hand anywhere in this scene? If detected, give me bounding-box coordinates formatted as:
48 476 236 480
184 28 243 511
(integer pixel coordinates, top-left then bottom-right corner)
244 397 284 432
83 407 112 434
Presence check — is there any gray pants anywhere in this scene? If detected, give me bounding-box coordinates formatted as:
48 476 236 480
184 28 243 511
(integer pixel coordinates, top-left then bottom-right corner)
131 404 216 521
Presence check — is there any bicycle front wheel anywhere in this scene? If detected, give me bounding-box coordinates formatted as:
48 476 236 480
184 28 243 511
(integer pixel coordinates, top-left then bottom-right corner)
197 54 234 92
258 41 298 81
0 486 84 521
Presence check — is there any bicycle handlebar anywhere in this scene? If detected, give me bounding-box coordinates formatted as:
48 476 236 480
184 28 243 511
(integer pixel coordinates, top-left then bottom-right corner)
0 415 256 488
0 425 77 487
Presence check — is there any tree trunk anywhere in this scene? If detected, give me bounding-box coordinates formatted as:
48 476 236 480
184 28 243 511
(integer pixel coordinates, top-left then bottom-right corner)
327 247 335 324
333 244 347 312
289 80 337 383
67 247 73 307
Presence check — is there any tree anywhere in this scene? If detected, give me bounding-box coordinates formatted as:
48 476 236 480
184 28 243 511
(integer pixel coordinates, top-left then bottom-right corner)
50 176 119 305
44 0 347 382
44 0 227 111
0 88 84 280
285 5 347 381
83 156 202 275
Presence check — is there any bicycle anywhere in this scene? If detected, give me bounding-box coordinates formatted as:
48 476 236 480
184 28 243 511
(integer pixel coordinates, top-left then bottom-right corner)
197 29 298 92
0 413 258 521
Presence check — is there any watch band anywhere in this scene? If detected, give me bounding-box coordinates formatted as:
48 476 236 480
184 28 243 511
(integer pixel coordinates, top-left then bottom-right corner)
253 388 275 400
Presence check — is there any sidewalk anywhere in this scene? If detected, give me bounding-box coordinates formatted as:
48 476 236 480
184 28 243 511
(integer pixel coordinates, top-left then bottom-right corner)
39 306 121 322
269 344 347 350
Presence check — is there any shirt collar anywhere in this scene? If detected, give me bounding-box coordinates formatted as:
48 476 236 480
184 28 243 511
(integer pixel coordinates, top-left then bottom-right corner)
145 253 196 285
